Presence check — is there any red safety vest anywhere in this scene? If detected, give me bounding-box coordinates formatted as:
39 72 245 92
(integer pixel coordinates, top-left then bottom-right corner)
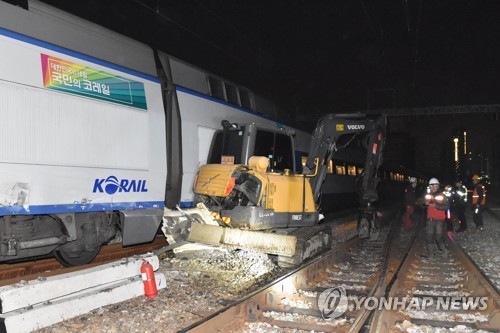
472 183 486 206
425 191 446 220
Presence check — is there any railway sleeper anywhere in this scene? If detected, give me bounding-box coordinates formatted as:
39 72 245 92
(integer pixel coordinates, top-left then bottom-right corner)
260 316 341 333
396 318 482 331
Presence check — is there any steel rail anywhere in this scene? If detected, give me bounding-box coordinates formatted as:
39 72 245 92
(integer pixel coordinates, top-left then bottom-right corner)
180 210 404 332
349 221 421 332
369 231 500 332
178 236 361 332
0 236 167 286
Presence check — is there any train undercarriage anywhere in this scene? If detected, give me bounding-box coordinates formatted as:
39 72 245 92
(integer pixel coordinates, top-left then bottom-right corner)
0 212 119 266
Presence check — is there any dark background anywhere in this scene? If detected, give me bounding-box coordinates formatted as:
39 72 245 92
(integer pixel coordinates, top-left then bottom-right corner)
8 0 500 186
31 0 500 113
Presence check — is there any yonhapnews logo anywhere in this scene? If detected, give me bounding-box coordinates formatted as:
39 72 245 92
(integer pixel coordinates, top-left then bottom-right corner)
317 287 348 319
317 287 489 319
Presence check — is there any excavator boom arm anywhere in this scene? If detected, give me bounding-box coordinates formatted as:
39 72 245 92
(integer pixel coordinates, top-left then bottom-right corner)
303 114 386 205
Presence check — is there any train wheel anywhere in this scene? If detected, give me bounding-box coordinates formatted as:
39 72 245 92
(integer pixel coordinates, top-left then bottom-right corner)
53 248 100 267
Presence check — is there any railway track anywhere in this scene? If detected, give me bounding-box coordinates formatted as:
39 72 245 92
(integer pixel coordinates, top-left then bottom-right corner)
370 232 500 332
180 219 403 332
480 203 500 290
7 203 497 333
0 236 167 287
178 216 500 332
0 207 361 289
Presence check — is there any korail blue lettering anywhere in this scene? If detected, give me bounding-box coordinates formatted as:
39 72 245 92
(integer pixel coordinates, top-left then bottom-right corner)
93 179 105 192
119 179 129 192
128 180 137 192
92 176 148 194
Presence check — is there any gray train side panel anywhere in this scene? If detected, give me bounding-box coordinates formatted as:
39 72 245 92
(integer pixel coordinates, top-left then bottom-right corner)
0 0 156 77
169 58 209 95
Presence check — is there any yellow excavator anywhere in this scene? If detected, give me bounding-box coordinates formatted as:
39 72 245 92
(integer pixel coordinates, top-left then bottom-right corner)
163 114 386 266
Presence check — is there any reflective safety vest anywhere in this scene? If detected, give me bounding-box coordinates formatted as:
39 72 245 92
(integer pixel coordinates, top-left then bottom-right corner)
425 191 447 220
472 183 486 206
456 185 468 203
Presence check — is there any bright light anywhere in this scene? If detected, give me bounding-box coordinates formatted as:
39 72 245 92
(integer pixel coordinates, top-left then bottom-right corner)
463 131 467 155
453 138 459 162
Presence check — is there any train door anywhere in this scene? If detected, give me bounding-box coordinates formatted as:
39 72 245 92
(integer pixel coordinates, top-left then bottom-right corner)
207 126 246 164
198 126 217 166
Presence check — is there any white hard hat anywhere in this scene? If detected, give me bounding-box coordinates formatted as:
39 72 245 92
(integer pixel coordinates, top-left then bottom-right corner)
429 178 440 185
409 177 417 183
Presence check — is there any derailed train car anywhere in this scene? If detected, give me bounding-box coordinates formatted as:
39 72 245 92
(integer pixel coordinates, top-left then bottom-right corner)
0 1 418 266
0 0 311 265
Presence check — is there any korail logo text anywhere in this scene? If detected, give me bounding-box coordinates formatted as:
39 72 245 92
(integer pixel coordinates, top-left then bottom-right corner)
93 176 148 195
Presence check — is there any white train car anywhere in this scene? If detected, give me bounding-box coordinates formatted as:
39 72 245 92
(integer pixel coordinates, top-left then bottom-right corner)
167 59 311 208
0 0 168 265
0 0 309 265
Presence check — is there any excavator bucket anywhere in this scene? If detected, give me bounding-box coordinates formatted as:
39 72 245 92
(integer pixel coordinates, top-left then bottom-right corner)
162 203 219 244
357 211 380 240
369 228 380 241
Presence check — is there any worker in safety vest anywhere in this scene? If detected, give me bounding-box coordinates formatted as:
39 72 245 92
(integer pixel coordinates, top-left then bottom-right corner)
453 179 468 232
443 185 454 231
471 174 486 230
424 178 450 257
404 177 418 229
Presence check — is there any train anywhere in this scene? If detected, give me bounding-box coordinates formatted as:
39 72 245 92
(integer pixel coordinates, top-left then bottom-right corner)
0 0 418 266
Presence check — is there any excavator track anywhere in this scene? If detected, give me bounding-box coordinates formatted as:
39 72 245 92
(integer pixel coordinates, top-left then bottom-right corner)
277 224 332 267
163 205 334 267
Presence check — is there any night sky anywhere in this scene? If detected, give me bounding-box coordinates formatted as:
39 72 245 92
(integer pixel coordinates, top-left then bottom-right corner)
34 0 500 113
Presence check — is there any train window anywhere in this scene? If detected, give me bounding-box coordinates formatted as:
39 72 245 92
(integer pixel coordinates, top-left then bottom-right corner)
389 172 394 180
335 165 346 175
327 160 334 174
208 128 245 164
301 156 307 168
239 88 252 110
254 130 293 172
357 167 363 175
225 83 239 105
208 76 225 100
347 165 356 176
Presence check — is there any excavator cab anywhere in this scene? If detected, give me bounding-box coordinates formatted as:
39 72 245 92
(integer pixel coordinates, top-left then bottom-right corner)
208 121 296 173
